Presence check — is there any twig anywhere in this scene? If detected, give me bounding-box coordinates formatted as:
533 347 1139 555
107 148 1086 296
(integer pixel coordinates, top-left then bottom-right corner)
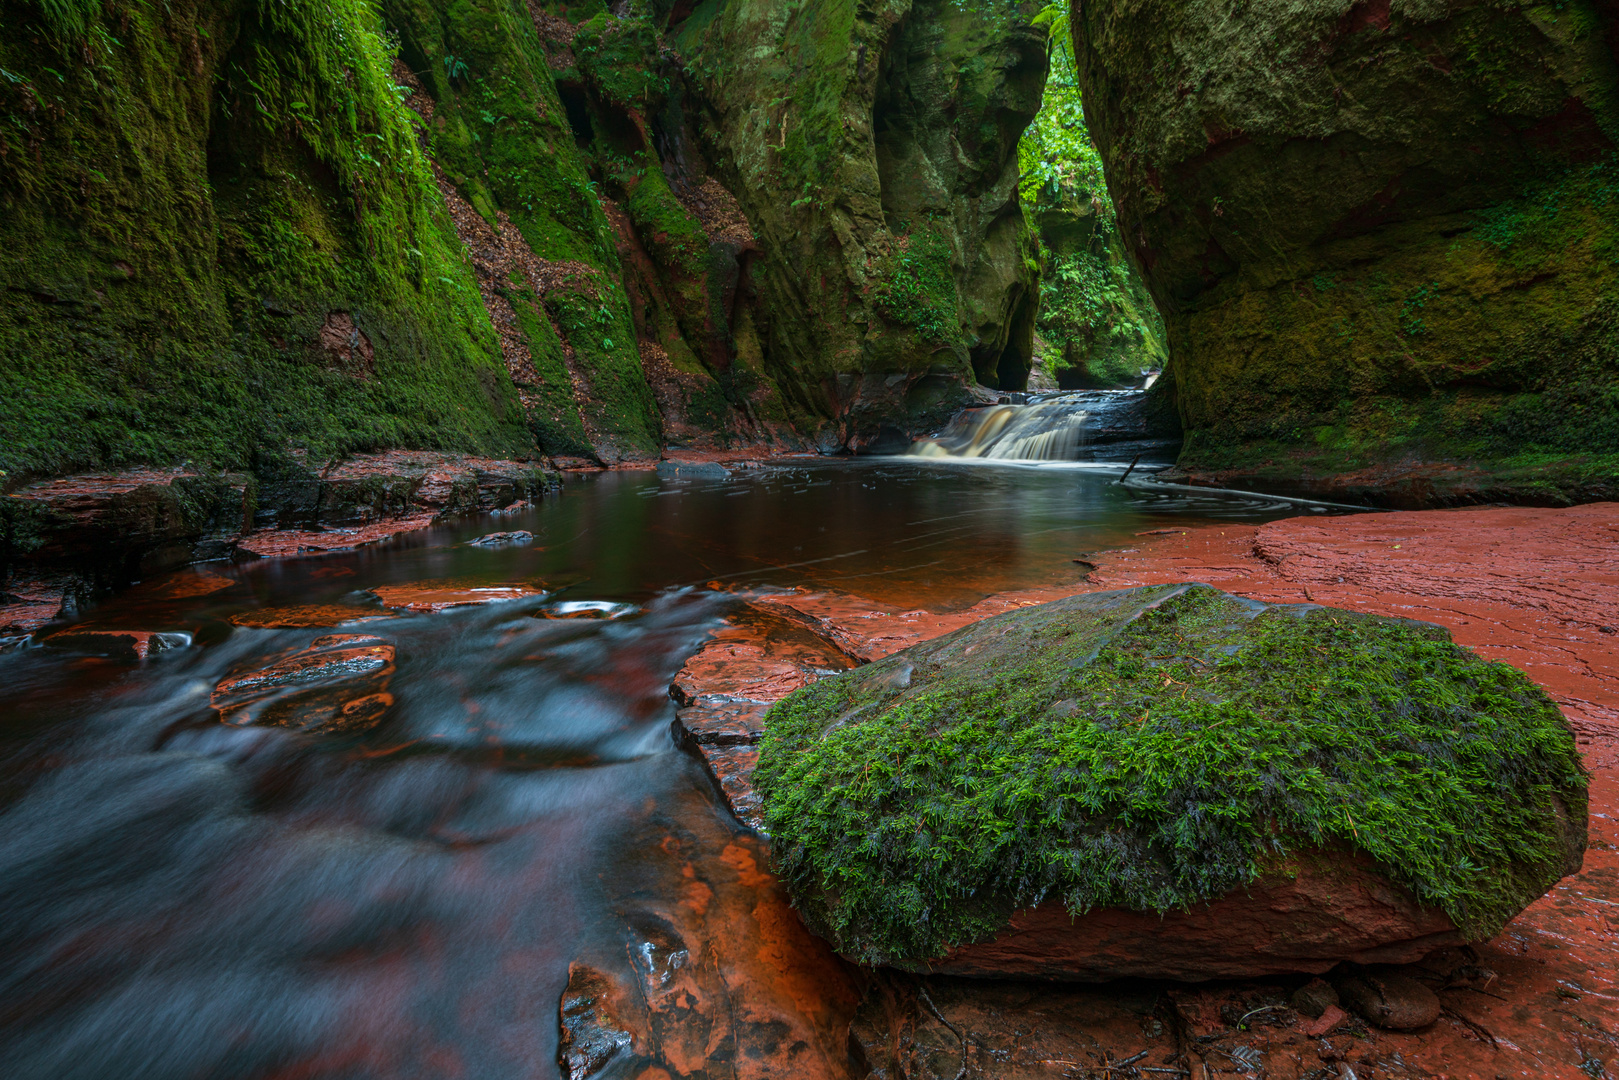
1237 1004 1287 1027
1119 452 1144 484
918 985 970 1080
1441 1006 1500 1049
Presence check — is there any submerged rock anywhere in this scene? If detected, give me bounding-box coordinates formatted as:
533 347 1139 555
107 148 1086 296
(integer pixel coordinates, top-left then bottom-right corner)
467 530 534 547
756 583 1586 978
212 634 396 733
368 582 544 613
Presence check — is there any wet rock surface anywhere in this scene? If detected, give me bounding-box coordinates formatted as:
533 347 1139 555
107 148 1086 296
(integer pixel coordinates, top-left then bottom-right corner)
0 455 559 635
670 599 861 828
1334 967 1442 1032
367 581 545 613
211 633 397 733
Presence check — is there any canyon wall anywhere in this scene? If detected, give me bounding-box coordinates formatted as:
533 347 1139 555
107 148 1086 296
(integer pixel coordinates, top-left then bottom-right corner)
1072 0 1619 504
0 0 1050 482
0 0 543 479
673 0 1047 451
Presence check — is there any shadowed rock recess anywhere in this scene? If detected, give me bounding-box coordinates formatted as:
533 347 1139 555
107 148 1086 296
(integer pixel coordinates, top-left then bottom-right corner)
1070 0 1619 505
756 584 1587 977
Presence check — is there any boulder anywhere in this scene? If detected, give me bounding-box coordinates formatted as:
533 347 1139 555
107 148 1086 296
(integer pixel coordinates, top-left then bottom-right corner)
755 583 1586 977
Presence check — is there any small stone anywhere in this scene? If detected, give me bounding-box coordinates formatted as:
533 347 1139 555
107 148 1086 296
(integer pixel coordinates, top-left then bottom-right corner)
1302 1004 1349 1038
468 530 533 546
1292 977 1340 1019
1334 967 1441 1030
557 963 637 1080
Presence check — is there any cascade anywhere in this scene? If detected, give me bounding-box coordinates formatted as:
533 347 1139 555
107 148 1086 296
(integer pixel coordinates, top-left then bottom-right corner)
908 388 1173 463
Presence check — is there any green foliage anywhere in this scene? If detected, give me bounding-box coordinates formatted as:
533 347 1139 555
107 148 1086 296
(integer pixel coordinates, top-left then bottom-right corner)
757 585 1584 964
383 0 663 457
574 11 665 109
27 0 101 37
1017 13 1163 384
0 0 534 477
869 228 962 346
1017 18 1109 220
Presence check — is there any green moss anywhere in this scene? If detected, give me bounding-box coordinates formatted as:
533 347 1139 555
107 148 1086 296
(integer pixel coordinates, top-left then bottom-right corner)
757 585 1585 965
574 11 664 110
624 163 708 280
0 0 534 478
383 0 662 458
869 227 962 346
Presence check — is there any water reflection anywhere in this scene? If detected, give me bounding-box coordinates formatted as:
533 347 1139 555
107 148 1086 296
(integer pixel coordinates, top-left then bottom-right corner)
0 460 1315 1079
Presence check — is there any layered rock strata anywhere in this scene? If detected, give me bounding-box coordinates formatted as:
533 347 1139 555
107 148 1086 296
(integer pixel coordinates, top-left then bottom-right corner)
0 453 557 638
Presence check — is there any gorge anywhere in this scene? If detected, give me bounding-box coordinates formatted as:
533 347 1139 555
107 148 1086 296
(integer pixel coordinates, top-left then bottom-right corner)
2 1 1618 1078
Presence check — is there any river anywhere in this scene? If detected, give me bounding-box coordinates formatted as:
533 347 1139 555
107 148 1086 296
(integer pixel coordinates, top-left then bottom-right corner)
0 459 1317 1079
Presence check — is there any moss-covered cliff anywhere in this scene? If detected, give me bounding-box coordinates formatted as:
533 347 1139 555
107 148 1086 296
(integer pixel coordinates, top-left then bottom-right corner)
674 0 1048 451
0 0 538 479
1072 0 1619 504
2 0 1054 475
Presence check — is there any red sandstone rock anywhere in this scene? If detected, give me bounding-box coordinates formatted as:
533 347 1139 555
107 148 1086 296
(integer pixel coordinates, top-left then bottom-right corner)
367 582 544 612
228 605 397 629
235 513 438 558
39 628 193 660
1334 967 1442 1031
909 852 1464 983
212 634 396 732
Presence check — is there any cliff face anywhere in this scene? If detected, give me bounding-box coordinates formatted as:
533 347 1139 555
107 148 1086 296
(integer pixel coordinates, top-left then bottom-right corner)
0 0 1050 480
1072 0 1619 503
674 0 1046 451
0 0 539 479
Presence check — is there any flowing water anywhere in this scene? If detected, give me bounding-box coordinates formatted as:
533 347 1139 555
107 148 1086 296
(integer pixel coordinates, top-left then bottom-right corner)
0 459 1320 1079
908 390 1172 463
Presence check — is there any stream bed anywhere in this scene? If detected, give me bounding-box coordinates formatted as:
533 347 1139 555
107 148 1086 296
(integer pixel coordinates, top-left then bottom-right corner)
0 460 1314 1079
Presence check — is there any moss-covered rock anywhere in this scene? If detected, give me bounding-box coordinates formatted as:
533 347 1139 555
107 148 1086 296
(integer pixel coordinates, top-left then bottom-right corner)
0 0 537 479
1070 0 1619 503
757 583 1586 967
673 0 1048 449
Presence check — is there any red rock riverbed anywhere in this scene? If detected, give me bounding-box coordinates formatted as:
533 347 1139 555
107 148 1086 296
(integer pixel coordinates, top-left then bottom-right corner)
671 502 1619 1080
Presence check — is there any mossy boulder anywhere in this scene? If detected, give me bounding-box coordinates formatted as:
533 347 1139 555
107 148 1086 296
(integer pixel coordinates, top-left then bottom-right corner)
1070 0 1619 504
756 584 1586 975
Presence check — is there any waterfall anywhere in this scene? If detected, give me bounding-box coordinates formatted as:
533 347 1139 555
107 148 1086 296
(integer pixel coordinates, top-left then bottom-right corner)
910 401 1086 460
907 389 1179 463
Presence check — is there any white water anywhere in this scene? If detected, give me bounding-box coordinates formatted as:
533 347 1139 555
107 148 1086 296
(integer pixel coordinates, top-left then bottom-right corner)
910 400 1087 460
909 390 1166 462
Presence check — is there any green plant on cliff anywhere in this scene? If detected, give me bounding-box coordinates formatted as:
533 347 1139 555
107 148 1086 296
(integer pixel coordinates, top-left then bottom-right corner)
383 0 663 459
869 227 962 346
1018 9 1163 386
756 585 1585 964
